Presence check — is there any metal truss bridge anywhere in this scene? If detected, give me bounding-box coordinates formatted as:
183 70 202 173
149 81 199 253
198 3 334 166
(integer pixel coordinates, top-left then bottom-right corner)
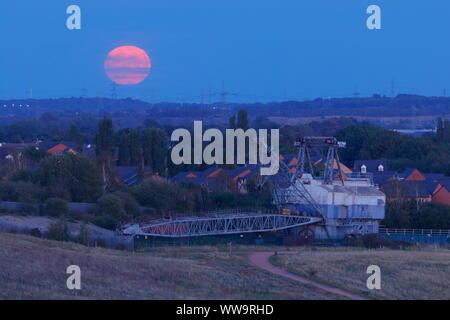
121 213 323 238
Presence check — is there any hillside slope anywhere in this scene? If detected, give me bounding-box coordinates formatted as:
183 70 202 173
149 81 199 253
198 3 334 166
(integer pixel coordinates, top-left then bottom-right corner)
0 233 339 300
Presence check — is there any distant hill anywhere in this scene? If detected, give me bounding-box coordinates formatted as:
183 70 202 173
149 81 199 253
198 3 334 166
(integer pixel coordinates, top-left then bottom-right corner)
1 94 450 127
0 94 450 116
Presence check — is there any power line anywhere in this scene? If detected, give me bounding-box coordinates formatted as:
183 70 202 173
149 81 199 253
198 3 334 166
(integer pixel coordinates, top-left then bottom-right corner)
210 81 238 105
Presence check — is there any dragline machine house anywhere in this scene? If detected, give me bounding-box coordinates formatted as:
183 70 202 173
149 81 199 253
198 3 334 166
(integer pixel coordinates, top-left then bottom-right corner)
270 137 386 239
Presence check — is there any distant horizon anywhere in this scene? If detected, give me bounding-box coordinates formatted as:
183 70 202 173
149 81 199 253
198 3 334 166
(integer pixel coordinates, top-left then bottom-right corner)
2 92 450 105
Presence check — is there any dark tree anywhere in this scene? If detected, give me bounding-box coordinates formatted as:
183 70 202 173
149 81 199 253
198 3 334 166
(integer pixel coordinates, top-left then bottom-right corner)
95 118 115 191
237 109 249 130
66 124 84 151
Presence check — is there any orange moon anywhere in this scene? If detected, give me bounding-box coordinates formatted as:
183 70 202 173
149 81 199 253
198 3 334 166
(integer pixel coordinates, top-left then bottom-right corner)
104 46 151 85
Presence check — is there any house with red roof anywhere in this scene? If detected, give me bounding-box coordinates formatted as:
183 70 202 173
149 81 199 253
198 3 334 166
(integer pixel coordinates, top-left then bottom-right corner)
432 181 450 206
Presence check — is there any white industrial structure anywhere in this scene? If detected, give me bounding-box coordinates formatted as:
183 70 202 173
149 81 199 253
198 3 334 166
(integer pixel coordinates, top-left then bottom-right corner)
270 137 386 239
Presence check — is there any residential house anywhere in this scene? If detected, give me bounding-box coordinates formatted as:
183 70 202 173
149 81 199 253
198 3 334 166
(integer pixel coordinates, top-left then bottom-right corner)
170 165 259 193
354 160 388 174
170 167 227 191
39 141 80 156
399 168 426 181
115 166 153 187
432 180 450 206
380 167 450 205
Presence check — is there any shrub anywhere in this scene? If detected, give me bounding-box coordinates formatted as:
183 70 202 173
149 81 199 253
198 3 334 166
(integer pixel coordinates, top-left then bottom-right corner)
92 214 118 230
0 181 43 202
131 180 195 212
35 153 103 202
96 194 126 220
77 223 90 245
43 197 69 217
113 191 141 217
47 219 71 241
354 234 412 249
29 228 42 238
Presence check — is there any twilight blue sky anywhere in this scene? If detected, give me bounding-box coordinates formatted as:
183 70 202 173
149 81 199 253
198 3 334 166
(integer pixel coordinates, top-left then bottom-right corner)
0 0 449 102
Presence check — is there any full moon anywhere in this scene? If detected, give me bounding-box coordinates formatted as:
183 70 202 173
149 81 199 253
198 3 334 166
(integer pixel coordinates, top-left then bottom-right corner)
104 46 151 85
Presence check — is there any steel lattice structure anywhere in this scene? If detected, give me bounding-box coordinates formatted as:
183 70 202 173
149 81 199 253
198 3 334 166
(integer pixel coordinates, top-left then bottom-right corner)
123 214 322 238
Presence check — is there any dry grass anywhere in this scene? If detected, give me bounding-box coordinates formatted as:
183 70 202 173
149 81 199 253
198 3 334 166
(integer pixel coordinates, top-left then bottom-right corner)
271 247 450 300
0 233 340 300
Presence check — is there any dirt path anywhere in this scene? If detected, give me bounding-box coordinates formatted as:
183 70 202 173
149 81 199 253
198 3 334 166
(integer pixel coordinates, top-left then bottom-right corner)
248 251 369 300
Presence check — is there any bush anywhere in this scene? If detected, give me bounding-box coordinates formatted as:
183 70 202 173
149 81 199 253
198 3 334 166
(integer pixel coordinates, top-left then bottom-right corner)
384 201 450 229
29 228 42 238
94 194 127 229
131 180 195 212
77 223 90 245
113 191 141 217
353 234 412 250
355 234 385 249
96 194 126 219
0 181 43 202
35 153 103 202
92 214 118 230
43 197 69 217
47 219 71 241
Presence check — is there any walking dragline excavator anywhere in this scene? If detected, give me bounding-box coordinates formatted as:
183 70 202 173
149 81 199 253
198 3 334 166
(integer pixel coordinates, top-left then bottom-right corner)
258 136 386 240
120 136 385 242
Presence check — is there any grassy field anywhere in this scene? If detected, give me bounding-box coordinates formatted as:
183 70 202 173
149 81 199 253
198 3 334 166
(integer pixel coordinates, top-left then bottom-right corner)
0 233 340 300
1 232 448 300
271 247 450 300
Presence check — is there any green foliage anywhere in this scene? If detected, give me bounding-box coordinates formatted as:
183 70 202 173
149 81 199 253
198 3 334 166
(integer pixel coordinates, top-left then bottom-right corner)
236 109 249 130
29 228 42 238
131 180 195 212
113 191 141 218
43 197 68 217
149 128 169 175
384 201 450 229
47 219 71 241
335 124 450 173
228 115 236 129
77 223 90 245
118 127 168 175
22 146 50 162
96 194 126 221
95 118 115 157
9 169 35 183
66 125 84 149
118 132 131 166
410 203 450 229
92 214 117 231
0 181 43 202
35 153 103 202
351 234 412 249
